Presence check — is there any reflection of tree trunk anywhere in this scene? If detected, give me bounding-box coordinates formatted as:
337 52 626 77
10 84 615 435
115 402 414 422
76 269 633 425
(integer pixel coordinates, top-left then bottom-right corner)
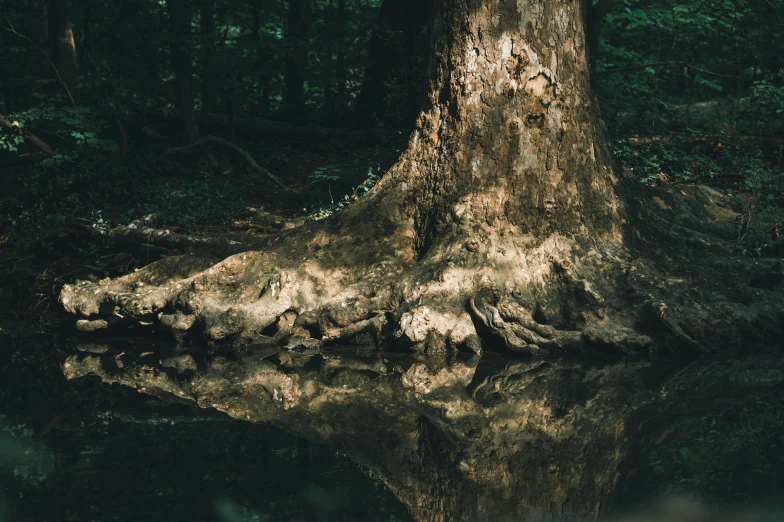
356 0 431 122
200 1 217 111
62 347 640 521
284 0 311 111
166 0 198 143
47 0 79 95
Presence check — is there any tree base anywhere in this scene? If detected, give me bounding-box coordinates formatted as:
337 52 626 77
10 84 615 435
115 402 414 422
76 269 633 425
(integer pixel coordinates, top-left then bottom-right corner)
60 181 784 356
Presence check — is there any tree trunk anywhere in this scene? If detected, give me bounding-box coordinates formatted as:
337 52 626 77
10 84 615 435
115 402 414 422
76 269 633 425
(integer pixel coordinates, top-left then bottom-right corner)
199 0 217 111
57 2 784 517
251 0 271 116
47 0 79 96
39 3 50 79
284 0 311 111
61 0 783 370
586 0 615 75
166 0 198 143
335 0 346 105
0 5 8 113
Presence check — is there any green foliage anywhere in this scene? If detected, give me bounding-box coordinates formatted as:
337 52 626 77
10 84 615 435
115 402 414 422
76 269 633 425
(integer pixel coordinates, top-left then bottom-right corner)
0 415 54 487
307 167 379 221
1 104 118 165
309 164 345 184
597 0 784 135
0 133 24 153
598 0 784 255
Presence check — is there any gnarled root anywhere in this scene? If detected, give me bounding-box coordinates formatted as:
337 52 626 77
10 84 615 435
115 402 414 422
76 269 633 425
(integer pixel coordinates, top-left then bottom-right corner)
469 283 651 356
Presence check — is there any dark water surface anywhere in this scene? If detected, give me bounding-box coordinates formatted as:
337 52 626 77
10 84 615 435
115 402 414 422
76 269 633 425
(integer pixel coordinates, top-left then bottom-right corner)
0 337 411 522
1 335 783 522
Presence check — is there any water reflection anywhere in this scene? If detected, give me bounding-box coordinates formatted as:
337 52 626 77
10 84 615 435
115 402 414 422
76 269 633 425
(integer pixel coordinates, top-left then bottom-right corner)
61 340 784 522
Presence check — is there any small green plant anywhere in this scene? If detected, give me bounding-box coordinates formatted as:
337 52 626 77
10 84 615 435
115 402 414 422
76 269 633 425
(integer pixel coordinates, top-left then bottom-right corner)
308 165 343 184
306 167 379 221
1 104 118 167
0 133 24 153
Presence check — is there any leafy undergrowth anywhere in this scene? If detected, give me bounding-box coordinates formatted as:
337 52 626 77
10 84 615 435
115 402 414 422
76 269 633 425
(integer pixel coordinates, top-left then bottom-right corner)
610 132 784 256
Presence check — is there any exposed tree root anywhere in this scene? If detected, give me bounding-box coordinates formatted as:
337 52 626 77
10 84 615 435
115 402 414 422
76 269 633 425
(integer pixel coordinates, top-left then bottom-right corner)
60 179 784 357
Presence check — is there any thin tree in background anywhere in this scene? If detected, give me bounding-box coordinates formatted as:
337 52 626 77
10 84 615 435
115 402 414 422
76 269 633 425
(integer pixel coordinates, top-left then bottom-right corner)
166 0 198 143
47 0 79 95
284 0 311 112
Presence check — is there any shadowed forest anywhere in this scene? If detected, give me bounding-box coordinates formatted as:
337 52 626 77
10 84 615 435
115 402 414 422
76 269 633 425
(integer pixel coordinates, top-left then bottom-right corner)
1 0 784 521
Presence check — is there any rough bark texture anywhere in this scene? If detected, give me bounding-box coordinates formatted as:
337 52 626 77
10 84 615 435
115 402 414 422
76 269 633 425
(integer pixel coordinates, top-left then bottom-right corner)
61 1 782 370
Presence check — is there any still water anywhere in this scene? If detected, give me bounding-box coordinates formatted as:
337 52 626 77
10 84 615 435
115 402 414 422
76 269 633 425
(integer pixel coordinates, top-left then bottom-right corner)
1 337 782 521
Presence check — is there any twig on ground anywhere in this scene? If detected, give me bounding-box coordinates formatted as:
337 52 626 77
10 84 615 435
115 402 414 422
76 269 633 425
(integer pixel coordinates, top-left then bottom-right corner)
166 135 293 191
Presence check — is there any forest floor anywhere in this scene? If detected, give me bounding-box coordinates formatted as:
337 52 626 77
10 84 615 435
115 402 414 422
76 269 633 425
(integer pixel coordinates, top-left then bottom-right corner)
0 120 783 518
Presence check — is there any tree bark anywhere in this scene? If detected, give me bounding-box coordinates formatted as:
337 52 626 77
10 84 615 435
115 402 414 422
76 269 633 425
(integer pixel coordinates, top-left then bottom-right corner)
56 3 784 519
166 0 198 143
284 0 311 112
251 0 271 116
47 0 79 95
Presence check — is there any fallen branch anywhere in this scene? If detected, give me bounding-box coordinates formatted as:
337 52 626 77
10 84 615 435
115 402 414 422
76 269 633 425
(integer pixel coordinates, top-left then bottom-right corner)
167 135 292 191
0 113 56 156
